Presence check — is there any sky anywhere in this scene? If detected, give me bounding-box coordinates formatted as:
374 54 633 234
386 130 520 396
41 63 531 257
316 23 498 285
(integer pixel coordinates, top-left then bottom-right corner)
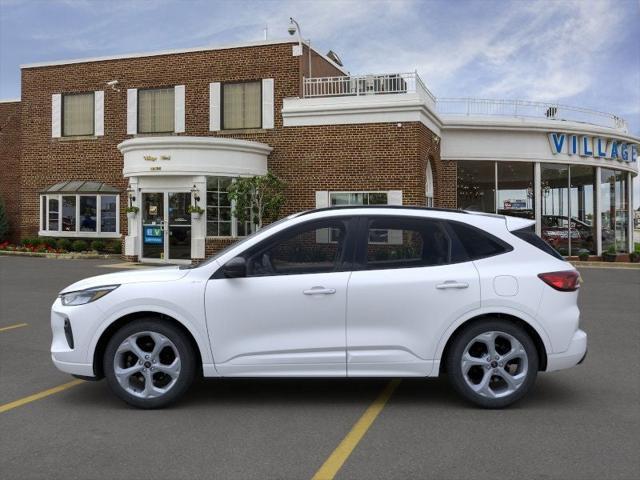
1 0 639 202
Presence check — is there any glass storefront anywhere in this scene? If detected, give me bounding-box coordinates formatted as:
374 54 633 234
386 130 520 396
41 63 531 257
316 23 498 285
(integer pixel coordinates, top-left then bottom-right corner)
600 169 629 253
497 162 535 219
457 161 495 212
457 160 631 256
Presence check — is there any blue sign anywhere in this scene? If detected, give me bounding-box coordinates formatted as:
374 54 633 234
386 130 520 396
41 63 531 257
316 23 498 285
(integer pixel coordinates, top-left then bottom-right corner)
144 226 163 245
548 132 638 163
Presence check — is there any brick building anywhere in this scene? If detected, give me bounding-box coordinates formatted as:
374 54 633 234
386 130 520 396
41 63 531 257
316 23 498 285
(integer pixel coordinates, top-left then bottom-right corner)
0 38 638 262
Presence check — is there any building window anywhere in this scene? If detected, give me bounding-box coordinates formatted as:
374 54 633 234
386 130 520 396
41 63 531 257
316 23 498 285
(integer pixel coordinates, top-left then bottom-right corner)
206 177 252 237
138 88 175 133
426 160 434 207
601 169 629 253
62 92 94 136
329 191 388 206
457 161 496 213
497 162 534 219
222 81 261 130
40 194 119 237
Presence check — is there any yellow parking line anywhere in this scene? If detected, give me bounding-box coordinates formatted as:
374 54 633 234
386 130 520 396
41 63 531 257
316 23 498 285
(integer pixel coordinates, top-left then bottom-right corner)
0 379 84 414
0 323 28 333
311 379 401 480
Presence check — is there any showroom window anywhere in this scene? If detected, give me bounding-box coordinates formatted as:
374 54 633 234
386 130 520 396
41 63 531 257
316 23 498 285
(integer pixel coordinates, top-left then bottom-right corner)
40 193 120 237
601 168 629 253
40 181 120 237
497 162 535 219
222 81 261 130
62 92 94 136
457 161 496 213
138 87 175 133
206 177 252 237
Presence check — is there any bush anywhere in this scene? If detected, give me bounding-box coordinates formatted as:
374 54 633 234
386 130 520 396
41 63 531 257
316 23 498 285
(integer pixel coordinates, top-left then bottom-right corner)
21 237 38 247
90 240 106 252
57 238 73 251
38 237 57 249
0 197 8 241
107 240 122 254
71 240 88 252
577 250 590 261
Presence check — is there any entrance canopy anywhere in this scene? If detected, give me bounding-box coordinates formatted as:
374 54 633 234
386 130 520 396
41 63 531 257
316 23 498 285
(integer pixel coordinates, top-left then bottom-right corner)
41 180 120 194
118 136 272 178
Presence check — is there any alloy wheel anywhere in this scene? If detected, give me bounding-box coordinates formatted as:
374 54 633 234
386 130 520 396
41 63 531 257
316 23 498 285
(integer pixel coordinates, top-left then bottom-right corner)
113 331 181 399
461 330 529 399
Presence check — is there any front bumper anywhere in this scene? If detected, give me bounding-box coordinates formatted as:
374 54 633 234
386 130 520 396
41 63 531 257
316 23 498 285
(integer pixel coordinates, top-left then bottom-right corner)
546 329 587 372
51 299 101 378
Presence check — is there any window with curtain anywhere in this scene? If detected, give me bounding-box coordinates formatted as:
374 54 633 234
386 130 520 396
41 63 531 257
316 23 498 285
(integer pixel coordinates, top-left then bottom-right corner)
62 92 94 136
222 81 261 130
138 88 175 133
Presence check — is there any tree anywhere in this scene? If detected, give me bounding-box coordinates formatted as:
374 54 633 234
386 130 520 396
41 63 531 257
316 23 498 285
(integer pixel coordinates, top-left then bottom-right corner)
0 197 9 242
227 172 286 230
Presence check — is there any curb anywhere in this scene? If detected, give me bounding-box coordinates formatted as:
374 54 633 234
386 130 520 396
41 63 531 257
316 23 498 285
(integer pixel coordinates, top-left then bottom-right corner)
571 261 640 270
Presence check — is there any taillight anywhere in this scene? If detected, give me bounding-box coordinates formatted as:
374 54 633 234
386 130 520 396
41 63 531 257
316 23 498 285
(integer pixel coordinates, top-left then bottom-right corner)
538 271 581 291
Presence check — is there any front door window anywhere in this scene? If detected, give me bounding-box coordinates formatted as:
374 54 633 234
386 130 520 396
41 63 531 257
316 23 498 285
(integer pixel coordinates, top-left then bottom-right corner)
141 192 191 262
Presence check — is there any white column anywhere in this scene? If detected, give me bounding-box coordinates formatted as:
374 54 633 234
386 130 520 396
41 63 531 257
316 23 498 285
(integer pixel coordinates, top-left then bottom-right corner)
628 171 633 253
124 177 140 258
595 167 602 256
191 175 207 259
534 162 541 236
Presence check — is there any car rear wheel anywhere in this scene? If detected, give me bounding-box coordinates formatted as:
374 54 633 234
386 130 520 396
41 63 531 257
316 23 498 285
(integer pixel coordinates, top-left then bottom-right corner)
104 319 196 409
446 319 538 408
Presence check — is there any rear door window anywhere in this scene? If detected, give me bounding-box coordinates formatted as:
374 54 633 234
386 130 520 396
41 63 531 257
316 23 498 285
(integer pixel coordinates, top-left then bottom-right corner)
359 216 461 270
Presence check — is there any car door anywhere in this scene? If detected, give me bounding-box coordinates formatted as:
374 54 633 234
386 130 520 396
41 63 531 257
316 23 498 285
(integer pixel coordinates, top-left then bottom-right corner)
204 216 355 376
346 215 481 377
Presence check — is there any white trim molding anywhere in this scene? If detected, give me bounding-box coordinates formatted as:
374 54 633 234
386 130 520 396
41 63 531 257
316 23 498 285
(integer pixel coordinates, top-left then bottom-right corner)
262 78 275 129
209 82 221 132
126 89 137 135
174 85 186 133
51 94 61 138
94 90 104 136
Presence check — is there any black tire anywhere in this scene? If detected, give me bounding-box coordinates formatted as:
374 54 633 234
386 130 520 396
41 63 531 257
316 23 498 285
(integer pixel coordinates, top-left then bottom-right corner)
104 319 196 409
446 319 539 409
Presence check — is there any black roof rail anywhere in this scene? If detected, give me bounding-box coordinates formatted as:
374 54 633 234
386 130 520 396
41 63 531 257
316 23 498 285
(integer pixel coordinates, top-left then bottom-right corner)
296 205 469 217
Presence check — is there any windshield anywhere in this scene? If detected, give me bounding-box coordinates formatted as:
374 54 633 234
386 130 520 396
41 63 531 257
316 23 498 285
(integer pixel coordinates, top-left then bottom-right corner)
181 216 293 269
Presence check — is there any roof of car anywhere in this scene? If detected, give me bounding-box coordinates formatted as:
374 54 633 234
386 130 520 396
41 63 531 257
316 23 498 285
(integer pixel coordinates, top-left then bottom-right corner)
297 205 470 217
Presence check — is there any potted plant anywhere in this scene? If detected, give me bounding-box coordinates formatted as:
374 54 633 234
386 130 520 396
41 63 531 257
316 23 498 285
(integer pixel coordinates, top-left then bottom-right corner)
187 204 204 219
603 244 617 262
577 249 590 261
630 245 640 263
126 206 139 221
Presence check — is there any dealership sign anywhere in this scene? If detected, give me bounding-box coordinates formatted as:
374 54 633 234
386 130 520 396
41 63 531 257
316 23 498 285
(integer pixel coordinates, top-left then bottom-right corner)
548 133 638 163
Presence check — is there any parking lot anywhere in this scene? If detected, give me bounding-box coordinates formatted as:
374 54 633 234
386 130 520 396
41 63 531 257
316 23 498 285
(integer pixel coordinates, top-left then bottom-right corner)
1 256 639 480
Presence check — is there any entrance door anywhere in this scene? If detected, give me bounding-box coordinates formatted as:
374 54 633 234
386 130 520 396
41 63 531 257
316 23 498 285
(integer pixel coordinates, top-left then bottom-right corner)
141 192 192 262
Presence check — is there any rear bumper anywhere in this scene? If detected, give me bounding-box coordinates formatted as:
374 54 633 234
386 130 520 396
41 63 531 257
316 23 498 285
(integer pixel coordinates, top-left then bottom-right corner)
546 329 587 372
51 354 95 377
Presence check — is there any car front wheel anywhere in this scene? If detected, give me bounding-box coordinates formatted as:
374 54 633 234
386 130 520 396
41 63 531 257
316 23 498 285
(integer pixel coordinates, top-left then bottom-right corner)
104 319 196 409
446 319 538 408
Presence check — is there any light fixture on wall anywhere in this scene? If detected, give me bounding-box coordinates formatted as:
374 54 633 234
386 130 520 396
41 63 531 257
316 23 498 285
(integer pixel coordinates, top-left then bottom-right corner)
288 17 312 77
191 185 201 203
126 187 136 206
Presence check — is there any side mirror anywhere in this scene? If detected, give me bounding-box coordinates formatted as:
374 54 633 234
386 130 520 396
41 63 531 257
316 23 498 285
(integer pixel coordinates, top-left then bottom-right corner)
222 256 247 278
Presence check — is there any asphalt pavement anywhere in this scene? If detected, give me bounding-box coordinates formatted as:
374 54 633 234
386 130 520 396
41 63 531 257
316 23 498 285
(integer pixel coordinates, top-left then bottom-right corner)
0 256 638 480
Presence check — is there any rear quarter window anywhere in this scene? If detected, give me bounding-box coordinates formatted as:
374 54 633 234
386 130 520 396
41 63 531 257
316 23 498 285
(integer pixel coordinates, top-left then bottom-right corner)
447 221 513 261
512 226 565 261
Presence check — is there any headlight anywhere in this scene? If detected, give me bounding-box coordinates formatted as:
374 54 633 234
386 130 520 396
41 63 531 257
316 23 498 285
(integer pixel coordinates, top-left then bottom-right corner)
59 285 119 306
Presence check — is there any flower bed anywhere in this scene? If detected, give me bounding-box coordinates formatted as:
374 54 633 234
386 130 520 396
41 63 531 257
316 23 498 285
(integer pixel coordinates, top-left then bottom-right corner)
0 237 122 255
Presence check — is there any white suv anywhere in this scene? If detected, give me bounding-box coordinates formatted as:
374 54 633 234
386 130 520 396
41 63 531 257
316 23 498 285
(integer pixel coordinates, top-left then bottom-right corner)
51 207 587 409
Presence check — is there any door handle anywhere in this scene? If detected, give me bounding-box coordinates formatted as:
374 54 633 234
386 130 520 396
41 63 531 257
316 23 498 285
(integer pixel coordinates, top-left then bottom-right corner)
436 281 469 290
303 286 336 295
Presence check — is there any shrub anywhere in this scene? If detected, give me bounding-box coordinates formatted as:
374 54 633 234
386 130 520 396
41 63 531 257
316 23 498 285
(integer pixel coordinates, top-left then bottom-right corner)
71 240 88 252
107 240 122 254
57 238 73 251
38 237 57 249
0 197 8 242
90 240 106 252
577 250 589 261
21 237 36 247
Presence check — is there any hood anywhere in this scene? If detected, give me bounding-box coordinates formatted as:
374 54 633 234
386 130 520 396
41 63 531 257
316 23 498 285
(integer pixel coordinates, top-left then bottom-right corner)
60 266 189 294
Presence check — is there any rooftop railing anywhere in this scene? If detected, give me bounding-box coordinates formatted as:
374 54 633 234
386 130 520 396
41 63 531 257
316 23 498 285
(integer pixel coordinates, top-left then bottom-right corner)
301 74 627 131
303 72 436 104
436 98 628 131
